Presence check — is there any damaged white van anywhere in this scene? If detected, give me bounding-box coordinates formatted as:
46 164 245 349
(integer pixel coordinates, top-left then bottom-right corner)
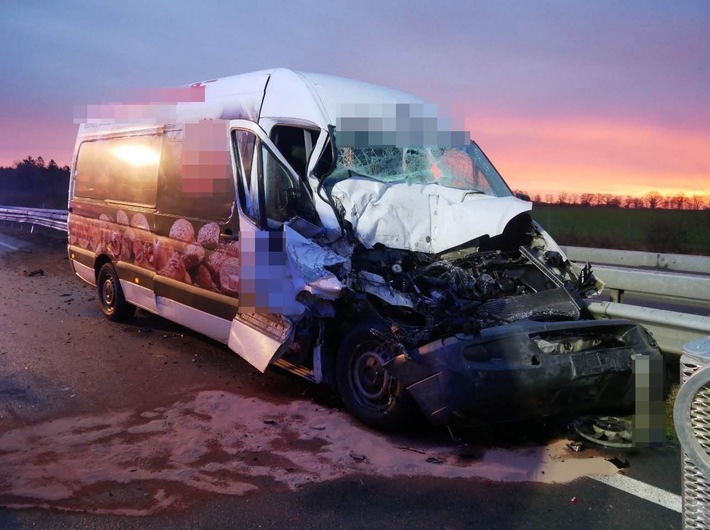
68 68 660 429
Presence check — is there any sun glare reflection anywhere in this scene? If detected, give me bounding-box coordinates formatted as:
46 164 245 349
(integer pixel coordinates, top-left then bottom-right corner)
112 145 160 167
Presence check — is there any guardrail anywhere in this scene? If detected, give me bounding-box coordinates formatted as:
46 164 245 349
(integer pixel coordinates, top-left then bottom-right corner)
563 246 710 275
564 246 710 304
1 206 708 356
565 246 710 356
588 302 710 357
0 206 68 232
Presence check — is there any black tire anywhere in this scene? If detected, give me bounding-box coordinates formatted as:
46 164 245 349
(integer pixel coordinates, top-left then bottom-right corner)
335 322 418 430
97 263 135 322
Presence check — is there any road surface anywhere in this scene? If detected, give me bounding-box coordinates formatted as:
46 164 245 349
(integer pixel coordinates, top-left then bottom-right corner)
0 229 685 529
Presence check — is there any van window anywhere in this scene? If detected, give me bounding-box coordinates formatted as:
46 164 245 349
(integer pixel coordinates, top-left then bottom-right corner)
262 144 318 226
75 134 161 206
233 130 259 223
270 126 319 180
157 123 235 221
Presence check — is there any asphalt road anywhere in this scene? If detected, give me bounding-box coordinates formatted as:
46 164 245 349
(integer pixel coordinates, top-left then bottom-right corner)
0 229 685 529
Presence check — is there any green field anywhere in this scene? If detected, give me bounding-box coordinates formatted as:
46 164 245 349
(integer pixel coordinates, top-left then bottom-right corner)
531 206 710 256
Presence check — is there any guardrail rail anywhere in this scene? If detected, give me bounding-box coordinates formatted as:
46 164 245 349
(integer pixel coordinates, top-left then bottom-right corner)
0 206 68 231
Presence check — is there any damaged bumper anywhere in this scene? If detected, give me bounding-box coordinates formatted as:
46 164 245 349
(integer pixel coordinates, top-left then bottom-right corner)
385 319 660 426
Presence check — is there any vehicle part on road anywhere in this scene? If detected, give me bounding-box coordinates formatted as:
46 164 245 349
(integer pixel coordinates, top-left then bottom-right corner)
574 416 634 448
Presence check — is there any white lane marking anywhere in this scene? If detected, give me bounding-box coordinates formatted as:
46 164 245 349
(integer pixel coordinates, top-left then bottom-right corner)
0 239 20 251
591 474 682 513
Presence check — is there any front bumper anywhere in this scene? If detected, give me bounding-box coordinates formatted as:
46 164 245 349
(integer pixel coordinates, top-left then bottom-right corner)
384 319 661 426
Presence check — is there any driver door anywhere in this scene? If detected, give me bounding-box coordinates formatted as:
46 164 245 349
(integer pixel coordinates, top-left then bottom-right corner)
225 119 315 372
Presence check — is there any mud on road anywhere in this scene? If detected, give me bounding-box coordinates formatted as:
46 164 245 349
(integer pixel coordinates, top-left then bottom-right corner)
0 231 624 517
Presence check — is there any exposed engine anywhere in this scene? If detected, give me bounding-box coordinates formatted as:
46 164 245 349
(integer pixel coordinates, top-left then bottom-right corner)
347 215 600 346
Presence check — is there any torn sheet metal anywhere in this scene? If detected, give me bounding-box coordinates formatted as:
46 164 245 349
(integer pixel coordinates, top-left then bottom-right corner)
228 313 293 373
284 224 348 300
357 271 416 308
330 178 532 254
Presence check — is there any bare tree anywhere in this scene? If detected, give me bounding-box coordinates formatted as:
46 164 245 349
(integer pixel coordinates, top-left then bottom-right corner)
645 191 662 209
598 193 613 206
670 193 687 210
544 194 554 204
557 191 569 205
607 195 621 207
579 193 594 206
688 195 705 210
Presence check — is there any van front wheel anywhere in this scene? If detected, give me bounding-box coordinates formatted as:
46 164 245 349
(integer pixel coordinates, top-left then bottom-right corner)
336 323 418 430
97 263 135 322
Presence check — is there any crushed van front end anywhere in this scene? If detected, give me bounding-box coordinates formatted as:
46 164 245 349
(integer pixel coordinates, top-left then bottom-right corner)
384 318 660 426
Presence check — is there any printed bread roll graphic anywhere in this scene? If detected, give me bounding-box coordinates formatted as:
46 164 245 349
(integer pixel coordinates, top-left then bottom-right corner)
158 251 186 281
97 214 116 256
116 210 129 226
193 264 216 290
220 240 239 257
133 240 155 270
68 219 78 245
197 222 220 249
131 213 154 269
169 218 195 243
130 213 150 230
218 257 240 295
90 223 103 254
206 252 228 283
120 228 135 261
182 242 205 270
106 231 121 259
77 222 90 249
154 239 176 272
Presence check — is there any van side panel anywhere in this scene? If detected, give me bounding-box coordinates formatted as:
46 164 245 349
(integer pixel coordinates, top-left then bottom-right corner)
68 124 243 343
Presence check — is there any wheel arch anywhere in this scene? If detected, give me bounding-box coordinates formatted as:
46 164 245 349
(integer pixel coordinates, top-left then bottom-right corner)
93 254 114 283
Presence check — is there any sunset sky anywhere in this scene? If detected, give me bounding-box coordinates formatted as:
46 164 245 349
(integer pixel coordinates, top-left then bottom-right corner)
1 1 708 199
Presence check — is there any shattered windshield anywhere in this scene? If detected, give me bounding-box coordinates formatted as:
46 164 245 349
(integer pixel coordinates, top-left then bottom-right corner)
329 143 513 197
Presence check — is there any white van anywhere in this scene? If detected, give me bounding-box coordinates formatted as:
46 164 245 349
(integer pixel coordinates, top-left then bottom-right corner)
68 69 659 429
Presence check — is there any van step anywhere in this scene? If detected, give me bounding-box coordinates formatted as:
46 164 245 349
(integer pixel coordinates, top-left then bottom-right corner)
272 358 316 382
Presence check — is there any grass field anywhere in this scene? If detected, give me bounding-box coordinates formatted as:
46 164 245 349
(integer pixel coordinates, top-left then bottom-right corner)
532 206 710 256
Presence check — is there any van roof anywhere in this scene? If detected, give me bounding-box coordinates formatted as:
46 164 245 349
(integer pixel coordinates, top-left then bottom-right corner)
80 68 427 133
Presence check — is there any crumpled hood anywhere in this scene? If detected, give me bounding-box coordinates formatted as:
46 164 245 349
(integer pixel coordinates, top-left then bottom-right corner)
330 177 532 254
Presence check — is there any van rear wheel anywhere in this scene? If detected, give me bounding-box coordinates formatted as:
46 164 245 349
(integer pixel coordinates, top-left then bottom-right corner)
97 263 135 322
336 322 418 430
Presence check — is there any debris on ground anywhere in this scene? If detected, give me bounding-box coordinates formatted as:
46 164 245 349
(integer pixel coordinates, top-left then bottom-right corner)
606 457 630 469
567 441 584 452
574 416 633 448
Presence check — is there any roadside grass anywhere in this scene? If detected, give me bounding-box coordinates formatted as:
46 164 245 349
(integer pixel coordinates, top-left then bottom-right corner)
532 206 710 255
665 384 679 442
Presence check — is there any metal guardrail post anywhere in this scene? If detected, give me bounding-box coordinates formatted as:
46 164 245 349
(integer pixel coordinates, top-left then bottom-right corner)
674 337 710 528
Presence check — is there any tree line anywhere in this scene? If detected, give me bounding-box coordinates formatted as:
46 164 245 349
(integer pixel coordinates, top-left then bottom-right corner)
0 156 70 209
514 190 709 210
0 155 707 212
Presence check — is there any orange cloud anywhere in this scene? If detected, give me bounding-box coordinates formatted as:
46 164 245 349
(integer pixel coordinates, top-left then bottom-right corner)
464 113 709 198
